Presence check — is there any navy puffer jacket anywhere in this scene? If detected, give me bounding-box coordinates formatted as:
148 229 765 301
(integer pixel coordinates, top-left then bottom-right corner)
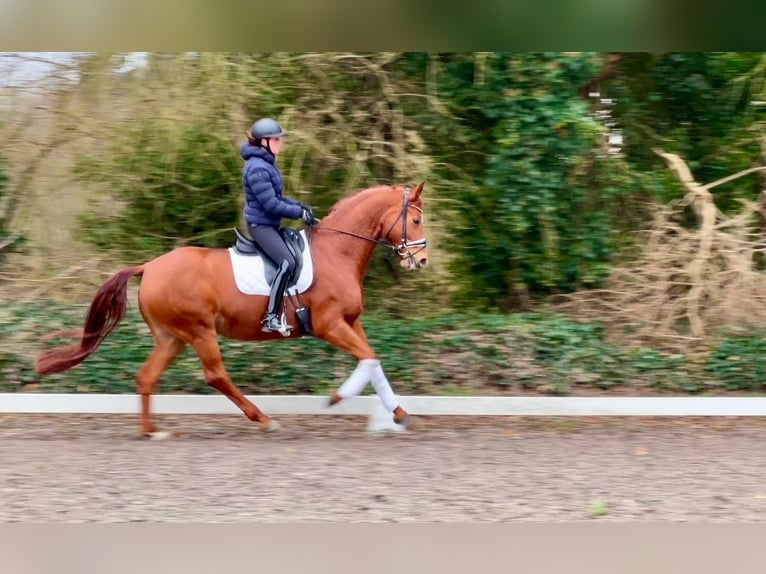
241 142 303 227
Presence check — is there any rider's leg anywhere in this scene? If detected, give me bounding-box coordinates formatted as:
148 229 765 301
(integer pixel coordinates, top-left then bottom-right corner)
247 224 297 332
263 260 292 332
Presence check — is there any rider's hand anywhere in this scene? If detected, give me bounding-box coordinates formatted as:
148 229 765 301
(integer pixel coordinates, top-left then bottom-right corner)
301 207 320 227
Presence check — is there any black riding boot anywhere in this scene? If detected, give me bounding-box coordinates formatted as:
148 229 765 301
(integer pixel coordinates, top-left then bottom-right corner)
262 260 293 334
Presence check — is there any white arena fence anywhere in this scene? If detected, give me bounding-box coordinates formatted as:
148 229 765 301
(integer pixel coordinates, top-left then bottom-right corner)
1 393 766 431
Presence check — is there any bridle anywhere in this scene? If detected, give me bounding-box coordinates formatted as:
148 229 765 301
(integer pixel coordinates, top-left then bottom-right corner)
315 187 428 264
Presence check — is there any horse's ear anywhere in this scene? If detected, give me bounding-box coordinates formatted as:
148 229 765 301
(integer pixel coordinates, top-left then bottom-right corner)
411 181 425 201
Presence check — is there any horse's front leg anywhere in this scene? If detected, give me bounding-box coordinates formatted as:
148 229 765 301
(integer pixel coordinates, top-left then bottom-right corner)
320 318 412 428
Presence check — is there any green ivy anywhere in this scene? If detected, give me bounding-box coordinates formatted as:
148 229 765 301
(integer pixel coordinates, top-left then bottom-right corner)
3 301 765 396
419 53 632 308
705 334 766 391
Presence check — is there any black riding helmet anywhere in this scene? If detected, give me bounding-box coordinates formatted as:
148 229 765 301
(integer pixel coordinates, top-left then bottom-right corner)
250 118 285 141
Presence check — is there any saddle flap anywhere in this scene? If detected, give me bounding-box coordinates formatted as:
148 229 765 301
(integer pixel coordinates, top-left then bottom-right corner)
280 228 306 259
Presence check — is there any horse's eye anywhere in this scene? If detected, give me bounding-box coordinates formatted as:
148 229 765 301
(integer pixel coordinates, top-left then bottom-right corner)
413 218 421 225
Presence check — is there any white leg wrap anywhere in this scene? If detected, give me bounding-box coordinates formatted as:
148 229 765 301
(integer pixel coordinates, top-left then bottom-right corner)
366 359 399 412
337 360 372 399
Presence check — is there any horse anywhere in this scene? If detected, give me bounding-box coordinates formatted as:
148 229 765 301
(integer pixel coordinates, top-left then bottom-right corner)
35 182 429 438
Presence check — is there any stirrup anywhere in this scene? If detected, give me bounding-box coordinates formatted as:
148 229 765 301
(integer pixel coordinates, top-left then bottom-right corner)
261 313 293 337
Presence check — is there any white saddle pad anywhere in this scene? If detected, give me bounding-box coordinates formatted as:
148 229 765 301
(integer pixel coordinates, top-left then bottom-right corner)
228 230 315 296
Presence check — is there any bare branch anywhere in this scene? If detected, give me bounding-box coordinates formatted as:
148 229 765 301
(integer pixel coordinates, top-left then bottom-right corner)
703 166 766 190
560 150 766 352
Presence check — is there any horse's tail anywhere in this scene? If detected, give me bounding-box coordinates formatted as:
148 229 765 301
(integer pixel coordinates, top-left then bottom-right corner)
35 265 145 375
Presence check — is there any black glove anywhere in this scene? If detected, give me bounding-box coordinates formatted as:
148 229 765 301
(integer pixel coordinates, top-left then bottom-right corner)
301 207 320 227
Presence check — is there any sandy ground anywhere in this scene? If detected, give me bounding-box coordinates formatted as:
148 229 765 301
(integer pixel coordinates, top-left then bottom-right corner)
1 414 765 523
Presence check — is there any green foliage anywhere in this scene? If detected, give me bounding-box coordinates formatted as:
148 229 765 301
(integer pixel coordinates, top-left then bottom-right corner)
506 314 697 394
5 52 766 355
705 334 766 391
422 53 631 308
76 121 241 259
3 300 765 396
397 52 766 311
0 160 6 195
611 52 766 210
62 53 447 310
0 158 19 265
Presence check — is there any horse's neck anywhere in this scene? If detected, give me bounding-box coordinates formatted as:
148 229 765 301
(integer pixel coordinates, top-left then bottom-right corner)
315 192 392 279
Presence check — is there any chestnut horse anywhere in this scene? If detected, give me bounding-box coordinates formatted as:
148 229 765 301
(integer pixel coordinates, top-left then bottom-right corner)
35 183 429 437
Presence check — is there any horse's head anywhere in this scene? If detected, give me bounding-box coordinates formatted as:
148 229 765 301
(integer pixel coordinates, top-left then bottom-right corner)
381 182 429 271
320 181 430 271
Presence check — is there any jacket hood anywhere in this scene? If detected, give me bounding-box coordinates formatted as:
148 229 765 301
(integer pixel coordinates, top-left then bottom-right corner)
240 142 275 164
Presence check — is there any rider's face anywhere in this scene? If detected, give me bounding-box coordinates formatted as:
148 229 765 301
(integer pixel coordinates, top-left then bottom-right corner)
268 137 283 155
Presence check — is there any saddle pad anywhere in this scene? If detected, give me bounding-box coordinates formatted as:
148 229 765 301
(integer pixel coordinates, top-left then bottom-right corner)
228 231 315 296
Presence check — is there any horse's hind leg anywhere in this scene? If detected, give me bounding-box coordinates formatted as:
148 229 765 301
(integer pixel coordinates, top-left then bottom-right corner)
189 333 281 433
136 330 185 438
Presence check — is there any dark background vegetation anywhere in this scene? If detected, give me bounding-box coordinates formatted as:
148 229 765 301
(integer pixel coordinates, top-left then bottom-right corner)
2 52 765 395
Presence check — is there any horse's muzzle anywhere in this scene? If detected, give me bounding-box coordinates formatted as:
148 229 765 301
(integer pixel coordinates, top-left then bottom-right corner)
401 256 428 271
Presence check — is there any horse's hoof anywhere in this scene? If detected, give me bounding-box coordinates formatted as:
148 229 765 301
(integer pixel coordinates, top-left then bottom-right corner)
260 419 282 433
393 414 413 429
144 430 173 441
327 392 342 407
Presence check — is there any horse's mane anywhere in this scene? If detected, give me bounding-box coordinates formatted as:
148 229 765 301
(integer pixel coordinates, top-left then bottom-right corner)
327 185 408 216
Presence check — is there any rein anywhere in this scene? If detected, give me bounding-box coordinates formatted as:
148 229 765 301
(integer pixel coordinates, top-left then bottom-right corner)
313 188 427 258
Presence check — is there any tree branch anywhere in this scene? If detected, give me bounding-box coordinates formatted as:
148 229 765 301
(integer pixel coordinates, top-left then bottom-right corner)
703 166 766 191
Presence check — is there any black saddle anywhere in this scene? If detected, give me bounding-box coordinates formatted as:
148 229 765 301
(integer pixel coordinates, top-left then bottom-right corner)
232 227 306 288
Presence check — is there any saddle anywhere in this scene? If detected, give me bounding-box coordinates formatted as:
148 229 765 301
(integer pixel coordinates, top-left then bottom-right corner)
232 227 305 288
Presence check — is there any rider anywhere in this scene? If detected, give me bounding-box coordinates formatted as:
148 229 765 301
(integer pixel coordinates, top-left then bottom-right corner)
241 117 319 333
